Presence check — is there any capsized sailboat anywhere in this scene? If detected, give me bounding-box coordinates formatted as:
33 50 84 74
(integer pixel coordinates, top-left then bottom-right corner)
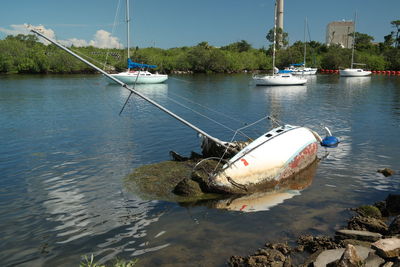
110 0 168 84
30 27 339 195
339 13 371 77
253 0 307 86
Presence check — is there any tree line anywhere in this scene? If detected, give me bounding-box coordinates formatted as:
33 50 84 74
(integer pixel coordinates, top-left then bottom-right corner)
0 20 399 74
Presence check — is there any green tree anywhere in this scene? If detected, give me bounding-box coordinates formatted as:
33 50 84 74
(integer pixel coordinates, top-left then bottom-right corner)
266 28 288 49
391 20 400 47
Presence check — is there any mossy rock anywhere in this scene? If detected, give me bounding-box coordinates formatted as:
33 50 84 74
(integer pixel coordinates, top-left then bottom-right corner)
124 160 220 202
354 205 382 219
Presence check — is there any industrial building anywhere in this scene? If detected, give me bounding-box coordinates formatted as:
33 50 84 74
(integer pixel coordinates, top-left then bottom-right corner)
326 21 355 49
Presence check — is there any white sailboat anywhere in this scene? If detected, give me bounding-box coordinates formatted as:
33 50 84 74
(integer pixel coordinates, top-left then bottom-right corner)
30 27 339 195
253 0 307 86
110 0 168 84
290 18 317 76
339 13 371 77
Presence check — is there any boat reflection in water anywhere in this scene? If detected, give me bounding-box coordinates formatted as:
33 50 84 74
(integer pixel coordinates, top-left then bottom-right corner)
342 76 371 89
260 85 307 100
186 159 318 212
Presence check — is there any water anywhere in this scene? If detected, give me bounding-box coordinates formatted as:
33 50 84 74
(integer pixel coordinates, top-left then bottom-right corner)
1 74 400 266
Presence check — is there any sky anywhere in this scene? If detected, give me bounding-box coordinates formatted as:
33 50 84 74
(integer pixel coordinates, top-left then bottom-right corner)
1 0 399 49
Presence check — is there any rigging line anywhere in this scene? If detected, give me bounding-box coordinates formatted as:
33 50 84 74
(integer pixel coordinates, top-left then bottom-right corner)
167 91 248 126
213 115 270 172
104 0 122 69
69 47 115 69
163 96 252 140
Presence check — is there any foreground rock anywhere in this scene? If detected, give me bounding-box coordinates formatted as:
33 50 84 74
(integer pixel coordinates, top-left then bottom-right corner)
335 229 382 242
228 194 400 267
372 237 400 259
313 244 370 267
228 243 292 267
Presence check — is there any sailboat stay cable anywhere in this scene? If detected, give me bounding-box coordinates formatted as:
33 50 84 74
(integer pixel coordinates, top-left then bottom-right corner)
351 11 357 69
167 91 250 127
272 0 277 75
163 95 253 140
103 0 121 70
29 26 231 150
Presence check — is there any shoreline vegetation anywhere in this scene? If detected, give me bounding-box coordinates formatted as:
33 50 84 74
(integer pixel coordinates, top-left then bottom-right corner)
0 32 399 75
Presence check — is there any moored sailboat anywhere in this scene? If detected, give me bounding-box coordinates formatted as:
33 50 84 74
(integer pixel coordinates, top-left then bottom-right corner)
253 0 307 86
339 13 371 77
110 0 168 84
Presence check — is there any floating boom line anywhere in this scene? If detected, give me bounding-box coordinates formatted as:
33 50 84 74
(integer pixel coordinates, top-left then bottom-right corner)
29 26 230 150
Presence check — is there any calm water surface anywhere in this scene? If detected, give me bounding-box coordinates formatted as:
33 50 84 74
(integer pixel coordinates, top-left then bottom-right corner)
1 74 400 266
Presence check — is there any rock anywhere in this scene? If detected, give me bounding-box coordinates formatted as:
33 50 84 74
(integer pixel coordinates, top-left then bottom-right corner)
228 247 290 267
386 194 400 215
364 251 386 267
378 168 395 177
389 216 400 235
342 239 373 248
335 244 364 267
173 178 203 196
375 201 390 217
297 235 340 253
353 205 382 219
312 245 372 267
372 237 400 259
264 242 291 255
347 216 388 234
335 229 382 242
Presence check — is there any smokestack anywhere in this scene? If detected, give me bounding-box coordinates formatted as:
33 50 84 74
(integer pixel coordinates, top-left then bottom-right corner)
276 0 284 31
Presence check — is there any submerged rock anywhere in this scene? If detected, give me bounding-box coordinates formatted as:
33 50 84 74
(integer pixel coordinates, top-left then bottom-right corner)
377 168 395 177
124 160 219 202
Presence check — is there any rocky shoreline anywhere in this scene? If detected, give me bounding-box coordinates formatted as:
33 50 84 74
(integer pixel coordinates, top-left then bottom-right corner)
228 188 400 267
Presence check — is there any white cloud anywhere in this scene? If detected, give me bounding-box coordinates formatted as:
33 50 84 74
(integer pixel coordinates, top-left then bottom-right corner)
89 30 123 49
0 24 123 48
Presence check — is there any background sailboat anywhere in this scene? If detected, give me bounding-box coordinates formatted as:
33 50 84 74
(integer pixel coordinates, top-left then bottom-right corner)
253 0 306 86
110 0 168 84
339 12 371 77
290 18 318 76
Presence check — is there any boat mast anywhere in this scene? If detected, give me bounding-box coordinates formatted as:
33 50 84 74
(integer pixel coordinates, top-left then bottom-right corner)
351 12 357 69
272 0 277 76
126 0 131 70
30 28 230 150
303 17 307 68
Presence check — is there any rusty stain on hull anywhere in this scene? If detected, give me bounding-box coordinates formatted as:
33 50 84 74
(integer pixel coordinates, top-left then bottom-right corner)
212 142 318 194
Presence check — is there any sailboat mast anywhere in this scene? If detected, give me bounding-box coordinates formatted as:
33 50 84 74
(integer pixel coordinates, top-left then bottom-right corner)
351 12 357 69
126 0 130 68
29 28 230 150
303 17 307 67
272 0 277 76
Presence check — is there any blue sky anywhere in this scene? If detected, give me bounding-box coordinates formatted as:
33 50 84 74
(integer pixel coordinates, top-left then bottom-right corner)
1 0 399 49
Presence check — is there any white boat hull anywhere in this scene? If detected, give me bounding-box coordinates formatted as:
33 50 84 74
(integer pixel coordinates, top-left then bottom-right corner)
110 71 168 84
210 125 319 194
253 74 307 86
339 68 371 77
